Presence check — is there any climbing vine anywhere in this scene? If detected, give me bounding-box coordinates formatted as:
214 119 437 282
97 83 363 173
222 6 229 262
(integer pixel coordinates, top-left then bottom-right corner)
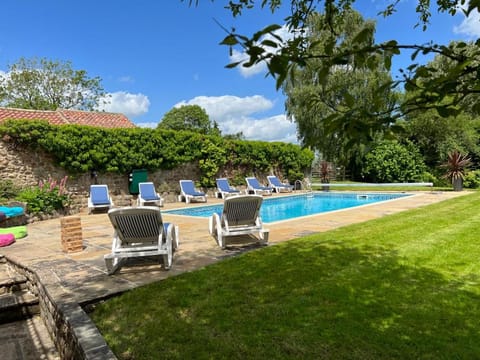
0 120 314 187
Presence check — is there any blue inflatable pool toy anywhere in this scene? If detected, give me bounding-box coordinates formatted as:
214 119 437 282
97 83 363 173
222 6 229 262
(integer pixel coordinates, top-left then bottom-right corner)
0 206 24 218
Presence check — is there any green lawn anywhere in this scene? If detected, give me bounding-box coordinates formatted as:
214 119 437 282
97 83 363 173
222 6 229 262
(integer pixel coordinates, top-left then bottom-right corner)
91 191 480 359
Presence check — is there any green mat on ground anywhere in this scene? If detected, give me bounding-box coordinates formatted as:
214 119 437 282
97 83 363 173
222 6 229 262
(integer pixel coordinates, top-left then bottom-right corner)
0 225 28 239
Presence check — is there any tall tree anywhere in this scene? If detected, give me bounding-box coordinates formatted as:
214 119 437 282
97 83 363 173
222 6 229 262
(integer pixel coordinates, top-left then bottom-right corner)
158 104 220 135
284 10 398 175
0 57 106 111
404 111 480 170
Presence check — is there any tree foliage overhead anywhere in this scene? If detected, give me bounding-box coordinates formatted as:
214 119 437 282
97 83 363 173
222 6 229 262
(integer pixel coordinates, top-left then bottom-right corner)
158 104 221 135
402 40 480 117
0 57 107 111
190 0 480 120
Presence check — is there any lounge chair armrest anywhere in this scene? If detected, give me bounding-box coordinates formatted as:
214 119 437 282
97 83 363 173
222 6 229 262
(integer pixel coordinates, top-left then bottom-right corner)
209 212 221 235
166 224 179 249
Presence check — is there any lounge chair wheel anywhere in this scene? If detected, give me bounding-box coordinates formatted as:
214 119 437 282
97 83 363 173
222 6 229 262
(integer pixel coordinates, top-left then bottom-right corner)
105 257 121 275
216 221 225 249
210 213 225 248
217 233 224 249
105 258 114 274
163 254 172 269
173 225 179 250
208 216 215 236
259 230 269 245
163 240 173 270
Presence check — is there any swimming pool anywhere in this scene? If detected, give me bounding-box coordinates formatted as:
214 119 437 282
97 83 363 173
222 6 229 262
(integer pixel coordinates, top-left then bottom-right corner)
164 192 412 223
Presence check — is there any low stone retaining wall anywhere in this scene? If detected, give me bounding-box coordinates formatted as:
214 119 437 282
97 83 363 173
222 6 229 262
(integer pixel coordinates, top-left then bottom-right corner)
1 140 275 204
1 139 210 213
4 256 116 360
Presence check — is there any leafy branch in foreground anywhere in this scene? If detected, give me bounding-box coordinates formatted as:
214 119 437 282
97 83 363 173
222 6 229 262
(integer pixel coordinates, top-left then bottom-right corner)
194 1 480 118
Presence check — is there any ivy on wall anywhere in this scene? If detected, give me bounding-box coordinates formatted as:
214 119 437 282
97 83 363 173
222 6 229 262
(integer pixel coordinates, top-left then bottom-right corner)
0 120 314 187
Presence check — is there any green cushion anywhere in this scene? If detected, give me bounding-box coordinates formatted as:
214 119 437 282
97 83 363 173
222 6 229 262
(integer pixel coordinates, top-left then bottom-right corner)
0 225 27 239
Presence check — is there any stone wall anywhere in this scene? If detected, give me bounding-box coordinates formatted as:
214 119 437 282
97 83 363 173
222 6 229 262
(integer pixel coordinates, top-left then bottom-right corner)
0 140 206 212
5 256 117 359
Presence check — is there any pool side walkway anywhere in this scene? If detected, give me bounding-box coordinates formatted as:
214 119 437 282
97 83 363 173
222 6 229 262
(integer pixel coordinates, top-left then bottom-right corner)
0 190 469 358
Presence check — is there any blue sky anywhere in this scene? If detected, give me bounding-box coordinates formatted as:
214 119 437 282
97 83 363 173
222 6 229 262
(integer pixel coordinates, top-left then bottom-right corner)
1 1 479 143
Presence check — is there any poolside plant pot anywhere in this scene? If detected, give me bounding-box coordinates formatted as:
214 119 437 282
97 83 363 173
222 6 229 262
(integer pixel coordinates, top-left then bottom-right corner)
321 181 330 192
452 177 463 192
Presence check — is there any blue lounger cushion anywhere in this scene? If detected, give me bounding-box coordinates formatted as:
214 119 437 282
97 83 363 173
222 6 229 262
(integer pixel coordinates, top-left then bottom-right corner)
0 206 24 218
140 185 160 201
90 188 111 205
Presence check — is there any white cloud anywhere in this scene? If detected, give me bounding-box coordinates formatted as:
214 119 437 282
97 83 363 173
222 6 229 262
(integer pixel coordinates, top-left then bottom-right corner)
175 95 298 143
223 114 298 143
453 3 480 37
98 91 150 117
229 25 294 78
136 122 158 129
177 95 273 119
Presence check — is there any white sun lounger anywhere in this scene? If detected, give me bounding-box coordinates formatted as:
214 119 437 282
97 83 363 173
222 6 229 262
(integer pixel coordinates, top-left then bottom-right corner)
209 195 269 249
104 206 179 274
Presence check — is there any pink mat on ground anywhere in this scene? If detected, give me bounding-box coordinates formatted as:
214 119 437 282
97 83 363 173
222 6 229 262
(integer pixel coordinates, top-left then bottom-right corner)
0 233 15 247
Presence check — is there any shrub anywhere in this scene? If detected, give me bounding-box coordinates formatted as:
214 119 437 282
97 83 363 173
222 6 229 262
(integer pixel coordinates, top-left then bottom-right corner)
463 170 480 189
16 176 71 215
0 179 20 203
0 120 314 183
286 169 304 184
362 140 427 183
420 172 447 187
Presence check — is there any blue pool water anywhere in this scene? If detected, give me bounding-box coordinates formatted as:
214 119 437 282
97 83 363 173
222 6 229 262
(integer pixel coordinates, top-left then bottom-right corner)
164 192 411 223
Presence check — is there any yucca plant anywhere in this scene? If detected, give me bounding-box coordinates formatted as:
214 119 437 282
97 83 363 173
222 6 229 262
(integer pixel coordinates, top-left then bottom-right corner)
319 161 332 183
442 150 471 191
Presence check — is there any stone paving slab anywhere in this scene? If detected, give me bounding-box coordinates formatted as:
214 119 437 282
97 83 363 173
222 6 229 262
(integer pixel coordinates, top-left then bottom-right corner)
0 315 60 360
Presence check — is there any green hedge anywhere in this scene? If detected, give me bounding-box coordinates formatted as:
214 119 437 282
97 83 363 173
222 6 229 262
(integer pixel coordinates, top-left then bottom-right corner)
0 120 314 187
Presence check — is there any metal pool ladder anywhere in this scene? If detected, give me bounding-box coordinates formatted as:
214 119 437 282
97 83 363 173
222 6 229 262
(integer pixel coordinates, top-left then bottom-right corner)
295 178 313 196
